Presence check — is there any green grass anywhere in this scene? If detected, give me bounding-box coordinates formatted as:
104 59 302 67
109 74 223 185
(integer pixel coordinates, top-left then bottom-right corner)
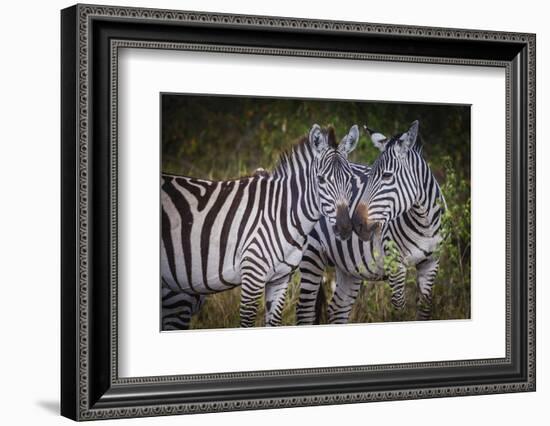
189 265 470 330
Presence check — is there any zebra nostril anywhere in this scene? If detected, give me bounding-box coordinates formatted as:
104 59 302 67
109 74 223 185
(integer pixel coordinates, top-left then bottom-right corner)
334 203 352 240
341 225 352 240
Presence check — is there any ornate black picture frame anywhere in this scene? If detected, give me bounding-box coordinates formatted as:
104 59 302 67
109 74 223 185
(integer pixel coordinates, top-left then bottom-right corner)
61 4 536 421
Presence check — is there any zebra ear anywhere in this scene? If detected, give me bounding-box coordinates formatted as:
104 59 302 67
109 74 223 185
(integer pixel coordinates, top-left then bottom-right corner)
364 124 388 152
396 120 419 155
338 125 359 156
309 124 328 156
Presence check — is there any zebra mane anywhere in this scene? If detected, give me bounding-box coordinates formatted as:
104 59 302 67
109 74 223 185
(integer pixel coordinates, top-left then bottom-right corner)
272 137 309 178
272 127 337 178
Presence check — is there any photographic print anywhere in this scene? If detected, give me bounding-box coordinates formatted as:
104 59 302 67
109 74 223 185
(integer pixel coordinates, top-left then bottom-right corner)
160 94 471 331
61 6 535 418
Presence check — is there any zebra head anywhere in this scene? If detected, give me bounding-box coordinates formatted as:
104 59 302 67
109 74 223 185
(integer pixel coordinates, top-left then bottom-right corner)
309 124 359 240
351 120 421 241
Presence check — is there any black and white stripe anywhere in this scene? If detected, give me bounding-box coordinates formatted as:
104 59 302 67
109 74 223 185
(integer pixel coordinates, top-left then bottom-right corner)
161 124 359 329
297 121 445 324
161 279 205 330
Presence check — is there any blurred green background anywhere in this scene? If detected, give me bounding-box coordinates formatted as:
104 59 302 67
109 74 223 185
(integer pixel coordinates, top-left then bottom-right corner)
162 94 471 328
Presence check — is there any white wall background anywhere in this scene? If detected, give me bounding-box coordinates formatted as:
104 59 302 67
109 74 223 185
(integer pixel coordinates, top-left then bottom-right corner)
0 0 546 424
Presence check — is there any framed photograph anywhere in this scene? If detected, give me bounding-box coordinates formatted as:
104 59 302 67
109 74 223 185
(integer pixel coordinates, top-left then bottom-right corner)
61 4 536 421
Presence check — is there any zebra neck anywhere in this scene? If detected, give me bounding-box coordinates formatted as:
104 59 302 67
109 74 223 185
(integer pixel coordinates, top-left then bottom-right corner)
271 142 322 242
410 172 444 235
273 169 320 242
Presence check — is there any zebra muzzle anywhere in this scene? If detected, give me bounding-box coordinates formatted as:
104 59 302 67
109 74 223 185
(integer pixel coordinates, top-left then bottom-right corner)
351 202 380 241
333 204 353 241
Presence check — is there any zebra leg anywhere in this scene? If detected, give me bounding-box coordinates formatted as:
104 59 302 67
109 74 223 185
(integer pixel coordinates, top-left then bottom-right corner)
296 243 326 325
415 258 439 320
239 271 266 328
388 264 407 310
327 269 362 324
264 274 292 326
161 286 205 330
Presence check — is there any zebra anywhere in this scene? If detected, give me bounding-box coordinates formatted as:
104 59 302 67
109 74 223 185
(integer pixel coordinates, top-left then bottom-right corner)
161 166 273 331
297 120 445 324
161 279 205 330
161 124 360 329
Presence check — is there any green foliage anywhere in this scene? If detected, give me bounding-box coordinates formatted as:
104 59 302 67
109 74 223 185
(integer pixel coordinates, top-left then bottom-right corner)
383 239 401 276
162 95 470 180
164 94 471 327
431 157 471 319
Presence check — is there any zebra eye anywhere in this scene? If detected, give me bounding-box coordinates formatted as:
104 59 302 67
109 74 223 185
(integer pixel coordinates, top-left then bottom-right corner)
382 171 393 181
318 175 326 184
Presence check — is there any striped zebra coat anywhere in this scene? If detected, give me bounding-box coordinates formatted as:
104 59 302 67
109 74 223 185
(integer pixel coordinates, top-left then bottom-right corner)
161 124 360 329
297 121 445 324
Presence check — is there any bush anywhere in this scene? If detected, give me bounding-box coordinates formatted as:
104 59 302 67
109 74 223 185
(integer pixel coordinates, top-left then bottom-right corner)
164 95 471 327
